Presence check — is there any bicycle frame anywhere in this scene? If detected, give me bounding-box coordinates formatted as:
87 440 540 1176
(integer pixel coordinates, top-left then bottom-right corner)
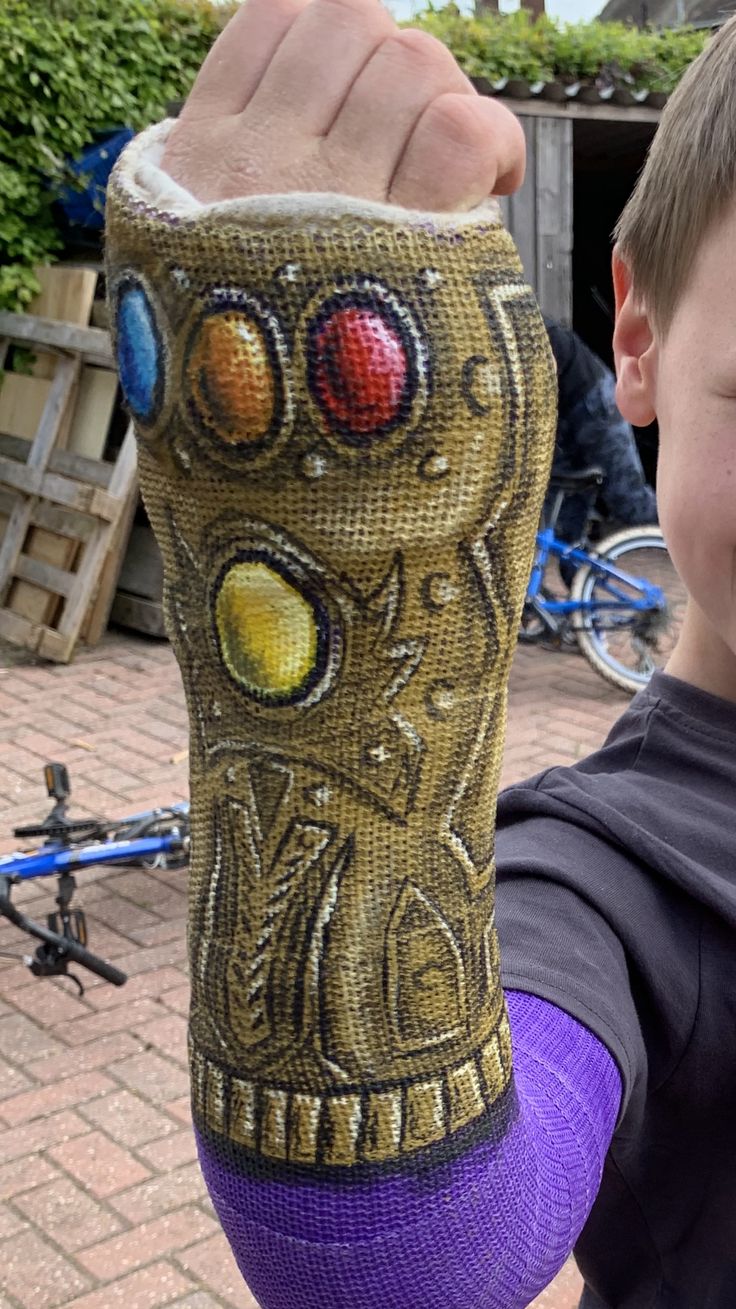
527 526 665 627
0 804 189 881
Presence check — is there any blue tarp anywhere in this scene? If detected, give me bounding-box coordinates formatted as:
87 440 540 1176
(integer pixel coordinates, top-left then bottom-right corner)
56 127 135 230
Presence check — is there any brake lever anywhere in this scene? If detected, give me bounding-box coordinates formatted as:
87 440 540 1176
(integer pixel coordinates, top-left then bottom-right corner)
30 942 85 996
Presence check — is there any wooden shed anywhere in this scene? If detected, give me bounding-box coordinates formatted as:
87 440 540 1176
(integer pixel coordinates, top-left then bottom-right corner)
492 96 659 339
491 93 662 477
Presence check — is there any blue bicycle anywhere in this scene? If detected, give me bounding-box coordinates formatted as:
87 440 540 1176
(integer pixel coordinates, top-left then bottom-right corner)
521 468 686 694
0 763 189 992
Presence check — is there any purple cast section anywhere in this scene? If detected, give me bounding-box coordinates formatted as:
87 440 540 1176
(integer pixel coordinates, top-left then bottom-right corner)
196 991 621 1309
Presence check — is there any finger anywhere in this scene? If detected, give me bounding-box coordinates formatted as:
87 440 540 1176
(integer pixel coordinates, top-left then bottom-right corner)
325 28 474 194
389 94 527 212
181 0 310 119
248 0 396 137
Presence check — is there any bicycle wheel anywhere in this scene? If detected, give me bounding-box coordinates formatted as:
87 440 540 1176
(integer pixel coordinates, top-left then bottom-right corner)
571 526 687 695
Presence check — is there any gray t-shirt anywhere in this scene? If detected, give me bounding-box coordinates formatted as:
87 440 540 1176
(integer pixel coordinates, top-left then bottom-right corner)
495 671 736 1309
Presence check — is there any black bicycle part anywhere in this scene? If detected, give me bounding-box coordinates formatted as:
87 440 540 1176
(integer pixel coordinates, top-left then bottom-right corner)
548 467 605 495
44 762 70 802
12 762 105 846
12 818 105 842
0 877 126 988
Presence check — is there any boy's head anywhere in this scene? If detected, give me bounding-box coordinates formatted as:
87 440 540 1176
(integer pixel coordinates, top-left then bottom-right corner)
612 16 736 685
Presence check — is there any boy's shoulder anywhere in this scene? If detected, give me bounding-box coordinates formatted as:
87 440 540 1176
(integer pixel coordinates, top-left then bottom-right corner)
495 671 736 1111
498 669 735 912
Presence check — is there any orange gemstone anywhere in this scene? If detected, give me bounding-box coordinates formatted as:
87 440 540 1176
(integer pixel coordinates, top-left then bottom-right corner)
188 311 276 445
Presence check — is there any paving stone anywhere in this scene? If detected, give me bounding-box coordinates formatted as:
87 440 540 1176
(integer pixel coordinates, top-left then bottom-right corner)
110 1164 207 1225
85 968 188 1013
112 1051 190 1104
0 623 623 1309
177 1233 260 1309
0 1063 34 1102
530 1260 585 1308
169 1295 224 1309
0 1228 91 1308
0 1014 64 1064
25 1033 142 1085
14 1177 123 1251
81 1090 178 1149
0 1073 115 1126
60 1261 193 1309
62 999 167 1048
138 1132 199 1173
77 1206 218 1280
0 1203 27 1240
49 1130 151 1199
0 1111 88 1164
131 1015 188 1066
0 1155 61 1201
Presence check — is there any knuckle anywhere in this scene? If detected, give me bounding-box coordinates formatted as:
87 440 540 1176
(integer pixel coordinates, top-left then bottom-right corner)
424 93 487 149
321 0 393 28
391 27 457 71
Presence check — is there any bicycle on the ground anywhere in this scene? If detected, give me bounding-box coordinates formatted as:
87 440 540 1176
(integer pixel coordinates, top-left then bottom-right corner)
520 467 687 694
0 763 189 993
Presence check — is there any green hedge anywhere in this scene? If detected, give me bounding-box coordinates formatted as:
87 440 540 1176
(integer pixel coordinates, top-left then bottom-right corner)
0 0 229 310
0 0 710 311
412 7 708 93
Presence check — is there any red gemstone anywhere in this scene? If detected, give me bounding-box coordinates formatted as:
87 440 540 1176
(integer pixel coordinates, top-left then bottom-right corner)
313 307 409 435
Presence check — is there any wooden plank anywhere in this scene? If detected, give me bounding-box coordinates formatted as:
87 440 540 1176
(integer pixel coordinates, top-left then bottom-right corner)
0 460 119 519
0 606 71 659
81 487 136 646
6 270 95 610
15 553 75 598
0 313 114 369
0 608 44 649
0 373 52 440
507 117 537 290
3 271 99 620
0 372 76 625
28 500 96 543
117 523 163 602
110 591 167 639
0 433 114 489
535 116 573 325
82 426 138 647
499 97 662 124
0 347 15 542
56 427 138 643
28 267 98 380
68 367 118 460
0 353 80 604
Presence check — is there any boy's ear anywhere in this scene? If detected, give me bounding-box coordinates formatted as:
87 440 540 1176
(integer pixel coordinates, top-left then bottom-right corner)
612 248 657 427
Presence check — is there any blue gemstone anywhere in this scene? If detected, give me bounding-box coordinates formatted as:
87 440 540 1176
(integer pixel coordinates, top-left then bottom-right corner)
116 283 161 422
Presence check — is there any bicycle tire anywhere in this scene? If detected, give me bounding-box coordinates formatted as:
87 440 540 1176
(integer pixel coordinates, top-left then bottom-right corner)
570 526 687 695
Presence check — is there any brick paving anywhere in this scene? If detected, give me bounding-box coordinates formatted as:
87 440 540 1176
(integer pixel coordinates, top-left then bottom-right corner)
0 632 624 1309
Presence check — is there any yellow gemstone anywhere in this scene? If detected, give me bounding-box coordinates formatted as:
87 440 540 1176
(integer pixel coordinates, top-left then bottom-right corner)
216 561 319 700
188 312 275 444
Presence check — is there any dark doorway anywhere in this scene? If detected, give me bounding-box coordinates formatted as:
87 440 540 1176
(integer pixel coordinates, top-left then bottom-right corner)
572 116 659 484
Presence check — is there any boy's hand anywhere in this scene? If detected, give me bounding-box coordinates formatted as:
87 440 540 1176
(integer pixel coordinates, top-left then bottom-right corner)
162 0 525 211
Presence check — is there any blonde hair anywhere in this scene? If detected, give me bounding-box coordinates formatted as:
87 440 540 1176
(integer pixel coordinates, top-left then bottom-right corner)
615 14 736 331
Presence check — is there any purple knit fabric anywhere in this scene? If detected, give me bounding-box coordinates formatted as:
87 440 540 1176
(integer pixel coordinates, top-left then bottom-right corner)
196 991 621 1308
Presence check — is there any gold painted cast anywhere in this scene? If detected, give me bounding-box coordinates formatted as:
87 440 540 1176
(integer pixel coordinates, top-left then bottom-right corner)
106 168 556 1170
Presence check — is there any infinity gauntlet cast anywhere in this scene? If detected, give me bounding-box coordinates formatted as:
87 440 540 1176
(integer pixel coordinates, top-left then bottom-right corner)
107 123 556 1178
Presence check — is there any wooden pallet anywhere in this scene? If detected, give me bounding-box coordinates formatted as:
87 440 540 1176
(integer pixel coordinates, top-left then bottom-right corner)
0 268 121 633
0 307 137 663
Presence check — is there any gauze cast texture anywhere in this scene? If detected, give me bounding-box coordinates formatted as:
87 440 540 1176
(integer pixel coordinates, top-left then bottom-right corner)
106 123 619 1308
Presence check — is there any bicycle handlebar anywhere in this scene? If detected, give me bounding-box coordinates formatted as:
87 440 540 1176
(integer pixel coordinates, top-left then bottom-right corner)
0 880 127 987
41 934 127 987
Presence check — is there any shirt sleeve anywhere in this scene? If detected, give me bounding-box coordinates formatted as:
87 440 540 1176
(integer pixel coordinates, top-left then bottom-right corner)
496 810 648 1120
